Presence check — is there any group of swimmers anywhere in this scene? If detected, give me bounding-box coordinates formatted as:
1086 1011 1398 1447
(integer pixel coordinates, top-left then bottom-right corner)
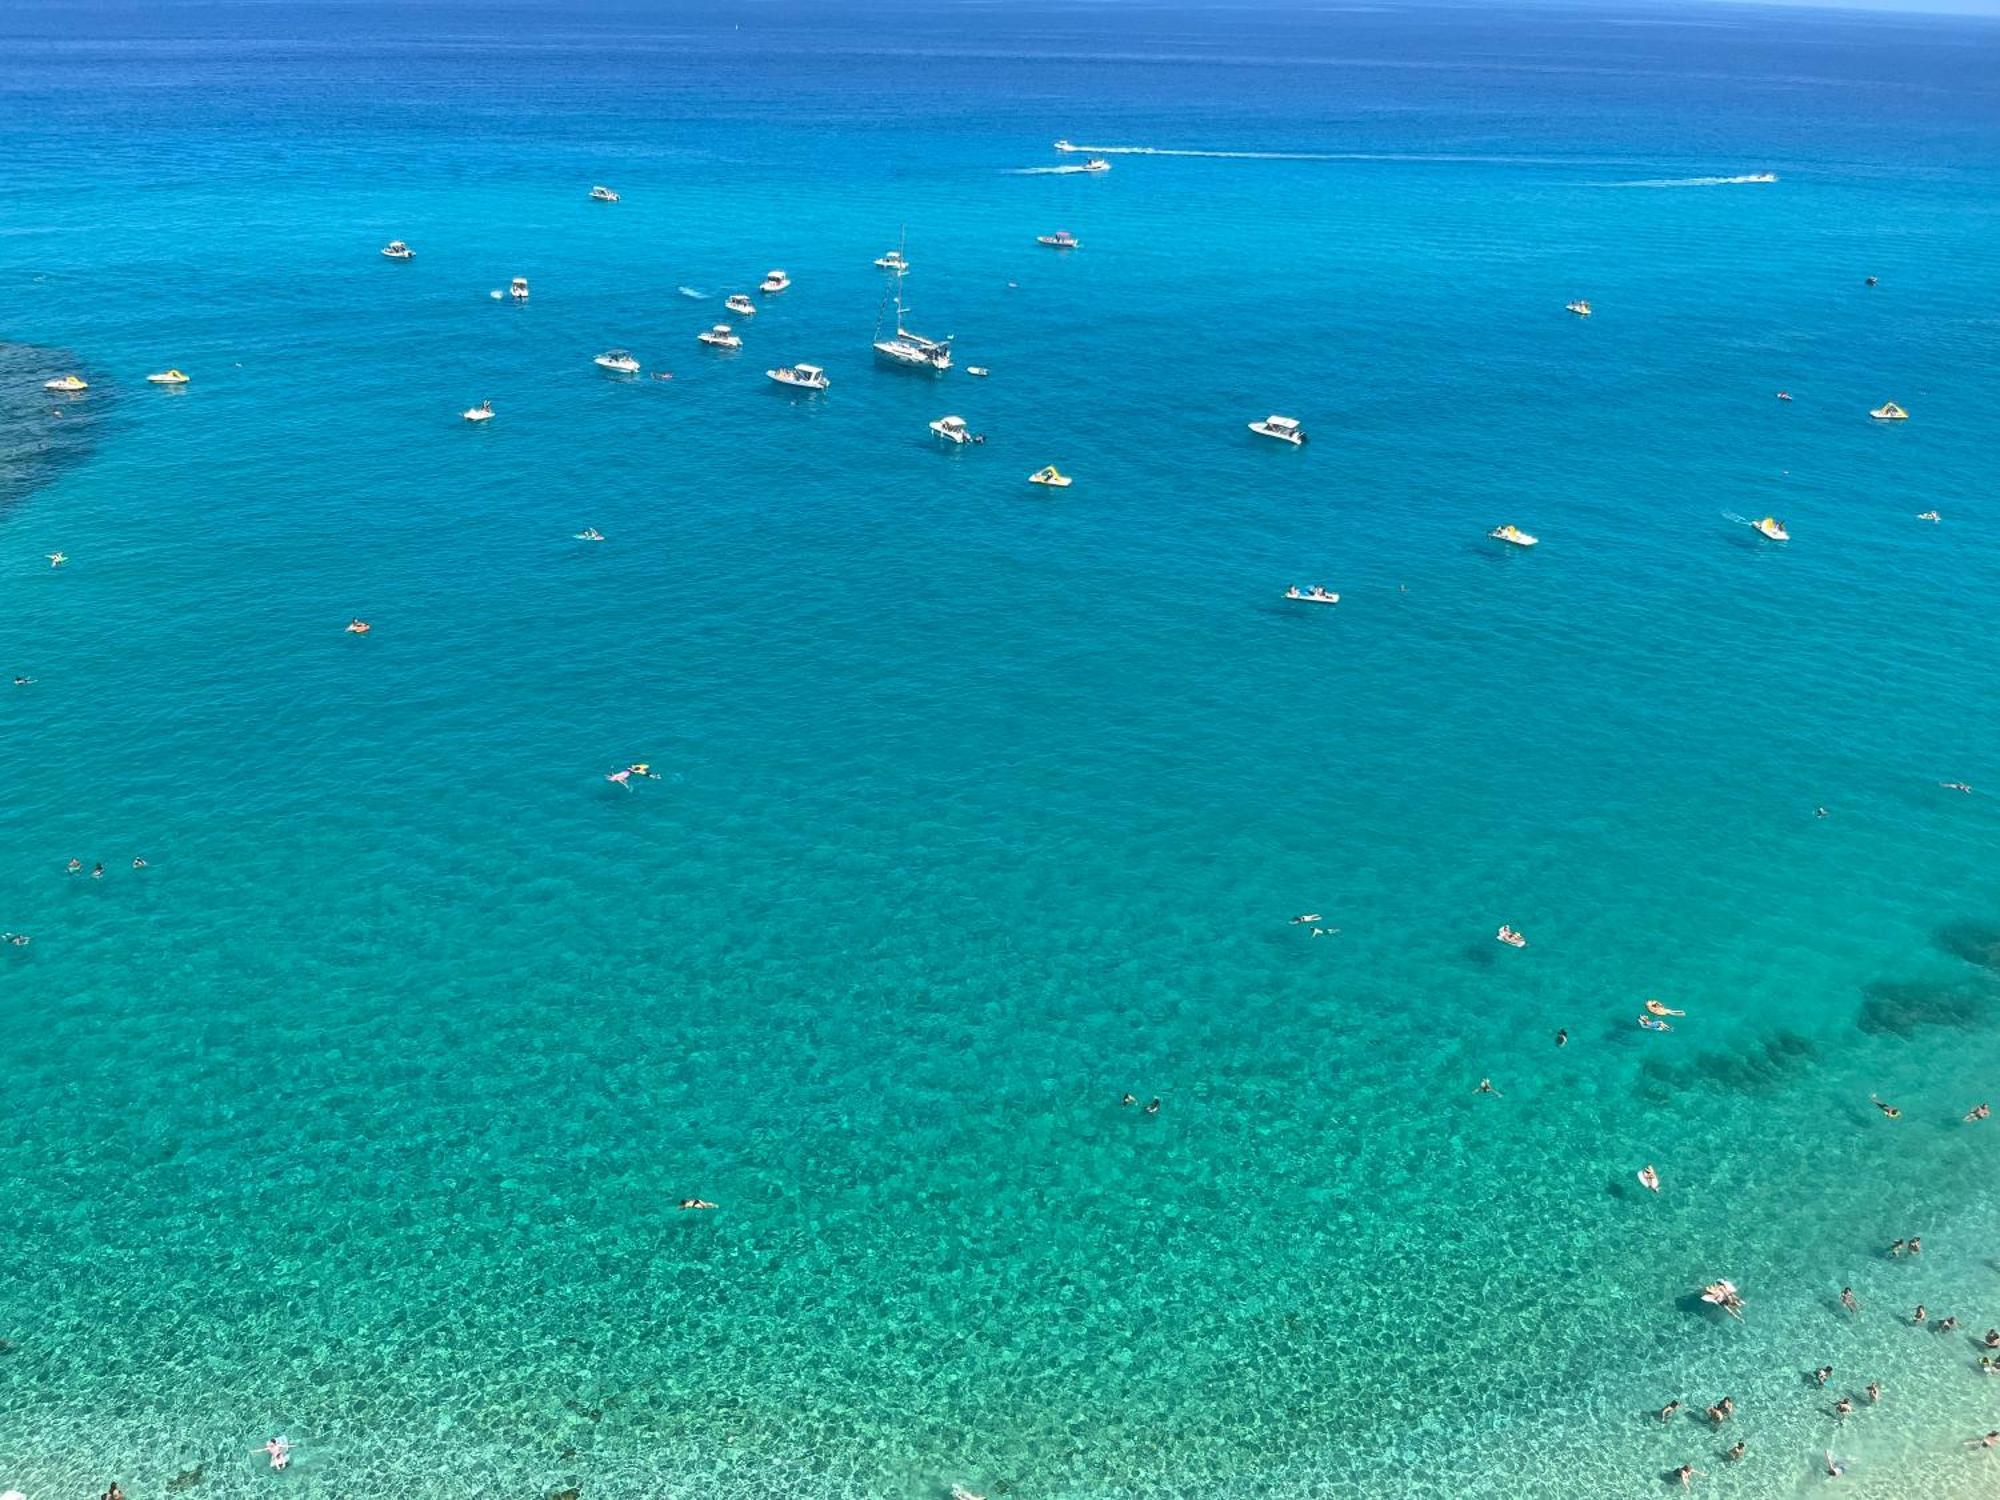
63 857 146 878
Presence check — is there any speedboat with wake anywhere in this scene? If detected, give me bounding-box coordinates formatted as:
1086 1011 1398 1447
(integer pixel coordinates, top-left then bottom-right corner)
594 350 641 374
1284 586 1338 604
1488 524 1537 547
1752 516 1788 541
1079 158 1110 173
1249 415 1305 445
767 363 830 391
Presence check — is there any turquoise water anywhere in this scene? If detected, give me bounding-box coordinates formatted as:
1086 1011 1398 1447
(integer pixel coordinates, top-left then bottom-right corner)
4 2 2000 1497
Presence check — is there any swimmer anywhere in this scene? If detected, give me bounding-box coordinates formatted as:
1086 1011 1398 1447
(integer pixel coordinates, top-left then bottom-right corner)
1940 1315 1959 1332
262 1438 290 1471
91 862 103 879
1865 1383 1880 1403
1967 1104 1991 1123
1815 806 1827 818
1776 391 1792 401
1290 913 1321 925
1638 1015 1672 1032
47 552 65 568
1120 1093 1136 1107
66 858 81 875
1706 1398 1732 1424
1144 1097 1161 1115
1658 1399 1682 1422
131 857 147 870
1674 1463 1702 1488
1725 1441 1745 1462
2 933 29 947
678 1199 717 1210
1824 1451 1846 1478
1834 1396 1852 1418
1941 782 1973 794
345 618 370 634
606 768 633 789
1841 1287 1859 1314
1912 1305 1927 1325
1638 1165 1661 1193
1555 1028 1567 1047
1984 1329 2000 1349
104 1485 125 1500
1888 1239 1905 1257
11 676 34 686
1309 926 1338 937
1644 1000 1685 1017
1918 510 1940 522
1909 1237 1922 1255
1968 1432 2000 1450
1815 1366 1833 1386
1865 276 1878 286
1475 1078 1500 1097
625 763 658 779
1982 1357 2000 1375
1870 1095 1901 1119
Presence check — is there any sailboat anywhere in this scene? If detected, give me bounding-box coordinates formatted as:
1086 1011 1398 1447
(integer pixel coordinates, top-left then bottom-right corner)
872 230 951 372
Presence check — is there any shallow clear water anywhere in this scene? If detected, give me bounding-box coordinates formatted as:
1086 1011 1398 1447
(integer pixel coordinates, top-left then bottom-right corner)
3 2 2000 1498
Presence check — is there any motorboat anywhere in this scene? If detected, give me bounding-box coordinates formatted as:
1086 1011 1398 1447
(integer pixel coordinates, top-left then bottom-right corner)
1870 401 1909 421
967 366 990 378
1496 925 1527 948
1565 299 1592 317
381 240 413 260
1742 172 1778 183
767 363 830 391
698 324 741 349
1053 139 1077 152
1489 524 1538 547
1028 465 1072 488
725 293 757 317
759 269 790 294
1079 158 1111 173
1752 516 1789 541
873 249 911 273
462 400 494 422
929 415 981 445
1249 415 1305 445
510 277 530 300
594 350 642 374
146 369 189 385
589 185 620 202
43 375 87 392
1284 587 1339 604
1036 229 1080 249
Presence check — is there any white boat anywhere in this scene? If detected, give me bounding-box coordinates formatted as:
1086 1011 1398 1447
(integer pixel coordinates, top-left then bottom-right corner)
1566 299 1592 317
1743 172 1778 183
1053 139 1079 152
594 350 641 374
966 366 990 378
462 400 494 422
1079 158 1111 173
146 369 190 385
381 240 414 260
1752 516 1789 541
1036 229 1080 249
697 324 741 349
1249 415 1305 445
1488 524 1538 547
767 363 830 391
725 294 758 317
43 375 87 392
509 277 530 300
759 269 790 294
1284 587 1339 604
1870 401 1908 421
873 249 911 273
1028 465 1071 488
929 415 980 445
589 185 620 202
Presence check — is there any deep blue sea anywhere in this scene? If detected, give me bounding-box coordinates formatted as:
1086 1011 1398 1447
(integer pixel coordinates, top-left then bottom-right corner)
3 1 2000 1497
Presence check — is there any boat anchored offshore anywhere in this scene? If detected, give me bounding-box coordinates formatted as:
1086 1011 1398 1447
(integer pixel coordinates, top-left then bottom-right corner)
759 269 790 294
43 374 87 392
1489 524 1538 547
767 363 830 391
929 415 982 445
1566 299 1592 317
874 248 911 274
1028 465 1072 488
725 293 758 317
462 400 494 422
1284 586 1339 604
381 240 414 260
1036 229 1080 249
594 350 641 374
698 324 741 349
1870 401 1909 421
146 369 189 385
1249 415 1305 445
1752 516 1789 541
874 292 952 371
589 185 620 202
509 277 530 300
